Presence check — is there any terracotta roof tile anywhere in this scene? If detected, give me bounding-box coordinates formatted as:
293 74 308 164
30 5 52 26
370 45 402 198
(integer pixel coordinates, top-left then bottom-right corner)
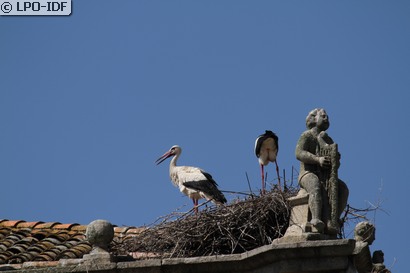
54 223 80 230
16 221 44 229
126 228 145 235
70 225 87 232
0 219 143 266
34 222 61 229
58 243 92 260
0 220 91 265
1 220 25 228
114 226 131 234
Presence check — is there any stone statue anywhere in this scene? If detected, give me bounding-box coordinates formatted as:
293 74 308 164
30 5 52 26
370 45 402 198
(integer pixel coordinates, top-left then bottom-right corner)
372 250 391 273
353 221 391 273
295 108 349 235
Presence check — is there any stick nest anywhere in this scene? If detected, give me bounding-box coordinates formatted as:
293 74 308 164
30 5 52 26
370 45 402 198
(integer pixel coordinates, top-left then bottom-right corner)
111 188 296 259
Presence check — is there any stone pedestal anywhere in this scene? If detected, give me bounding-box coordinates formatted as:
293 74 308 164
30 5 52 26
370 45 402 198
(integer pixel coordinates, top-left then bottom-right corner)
82 252 114 264
281 189 331 242
285 189 310 234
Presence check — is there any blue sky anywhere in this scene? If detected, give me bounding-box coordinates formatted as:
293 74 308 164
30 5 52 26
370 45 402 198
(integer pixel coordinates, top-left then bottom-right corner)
1 1 409 270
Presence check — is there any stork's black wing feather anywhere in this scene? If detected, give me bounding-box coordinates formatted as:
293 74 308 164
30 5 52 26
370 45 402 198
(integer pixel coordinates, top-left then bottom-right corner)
254 136 264 157
183 171 227 204
201 171 218 186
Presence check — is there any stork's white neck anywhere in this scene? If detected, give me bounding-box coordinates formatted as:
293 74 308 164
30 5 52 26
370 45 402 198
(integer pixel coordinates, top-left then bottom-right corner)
168 153 180 186
169 153 179 170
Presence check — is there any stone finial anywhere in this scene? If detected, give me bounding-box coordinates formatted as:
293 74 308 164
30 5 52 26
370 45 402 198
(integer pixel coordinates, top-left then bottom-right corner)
353 221 390 273
85 219 114 253
354 221 375 245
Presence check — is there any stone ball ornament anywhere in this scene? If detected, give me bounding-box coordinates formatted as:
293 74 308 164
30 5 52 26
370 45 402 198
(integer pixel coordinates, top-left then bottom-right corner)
85 219 114 252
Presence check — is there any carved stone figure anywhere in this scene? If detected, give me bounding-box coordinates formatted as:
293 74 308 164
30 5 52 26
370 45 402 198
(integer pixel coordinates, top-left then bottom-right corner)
353 222 391 273
354 221 376 243
372 250 391 273
295 108 349 235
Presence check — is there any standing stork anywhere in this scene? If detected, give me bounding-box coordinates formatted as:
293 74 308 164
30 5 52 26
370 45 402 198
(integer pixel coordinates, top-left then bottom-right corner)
155 145 227 214
254 130 281 193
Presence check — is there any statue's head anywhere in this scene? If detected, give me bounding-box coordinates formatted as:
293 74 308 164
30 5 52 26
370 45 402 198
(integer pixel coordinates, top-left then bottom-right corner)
306 108 329 131
354 221 376 245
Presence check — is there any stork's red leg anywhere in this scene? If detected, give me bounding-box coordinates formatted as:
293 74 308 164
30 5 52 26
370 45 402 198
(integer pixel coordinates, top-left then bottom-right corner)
275 160 282 191
261 164 265 194
192 198 198 214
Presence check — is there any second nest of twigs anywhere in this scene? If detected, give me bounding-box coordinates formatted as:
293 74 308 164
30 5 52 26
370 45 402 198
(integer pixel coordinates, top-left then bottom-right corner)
113 188 295 259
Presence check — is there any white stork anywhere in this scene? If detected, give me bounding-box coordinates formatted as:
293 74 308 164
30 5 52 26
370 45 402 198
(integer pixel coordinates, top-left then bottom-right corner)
254 130 281 193
155 145 227 213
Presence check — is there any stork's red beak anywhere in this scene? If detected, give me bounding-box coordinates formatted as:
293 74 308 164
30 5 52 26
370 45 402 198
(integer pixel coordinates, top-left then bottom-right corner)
155 151 173 165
